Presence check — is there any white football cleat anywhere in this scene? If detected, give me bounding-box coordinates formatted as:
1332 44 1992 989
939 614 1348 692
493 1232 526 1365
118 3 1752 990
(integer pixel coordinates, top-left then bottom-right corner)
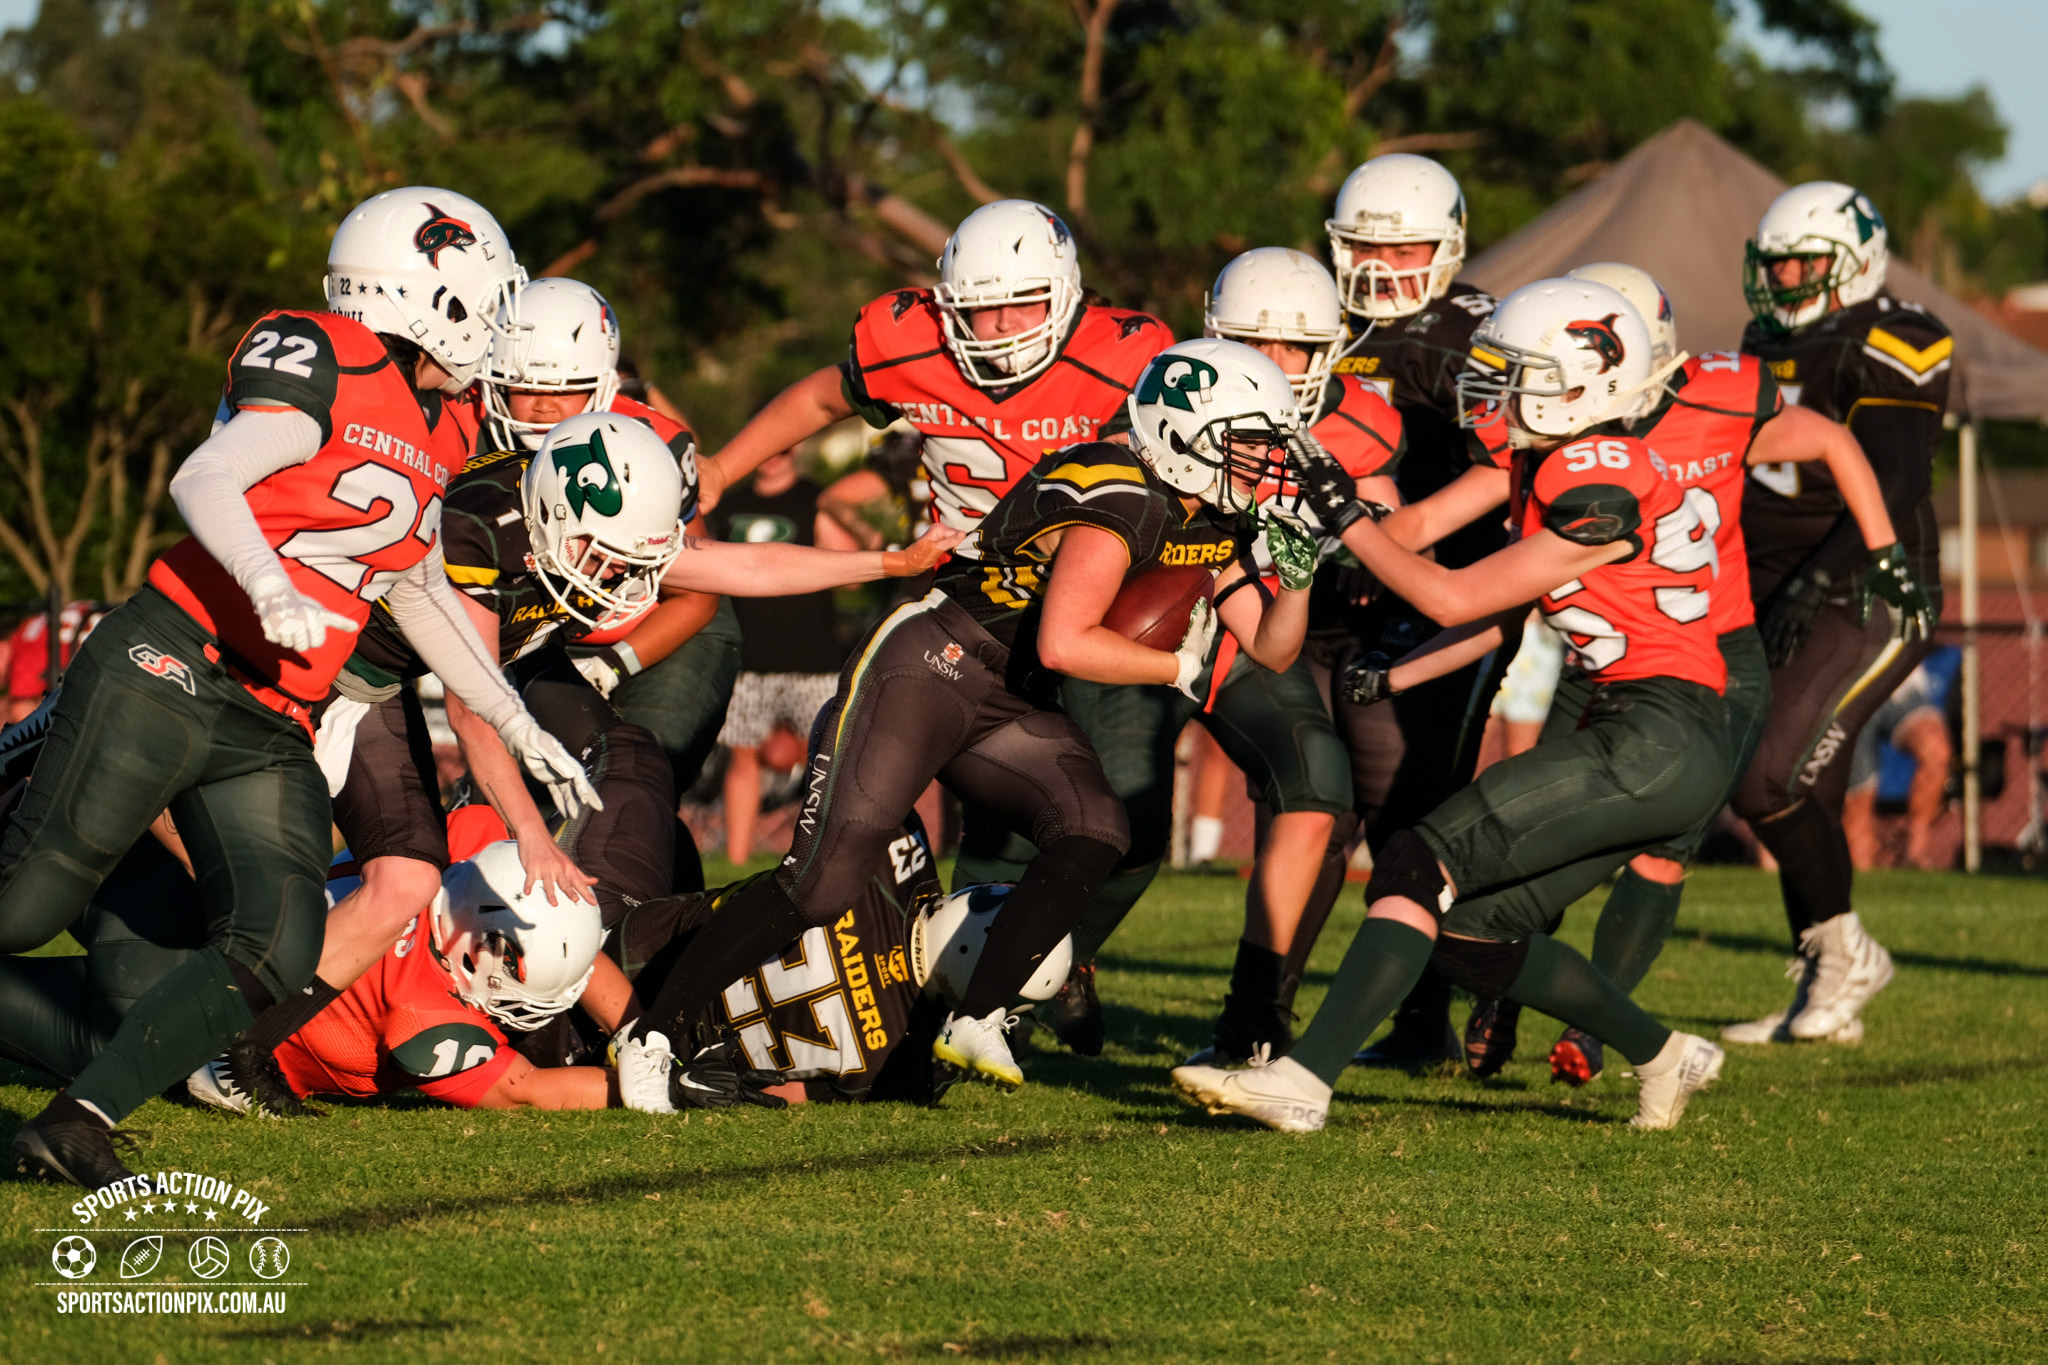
1788 912 1893 1039
1630 1032 1724 1130
1170 1056 1331 1133
615 1027 677 1114
186 1058 258 1117
933 1009 1024 1090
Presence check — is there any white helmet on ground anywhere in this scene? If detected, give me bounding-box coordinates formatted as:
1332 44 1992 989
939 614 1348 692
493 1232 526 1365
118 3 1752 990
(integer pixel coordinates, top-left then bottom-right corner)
324 187 526 393
1126 339 1300 514
1203 248 1348 408
1565 262 1680 370
1744 181 1889 334
1325 154 1467 321
1456 278 1655 449
911 884 1073 1005
521 412 688 629
933 199 1084 389
485 278 623 451
431 841 605 1031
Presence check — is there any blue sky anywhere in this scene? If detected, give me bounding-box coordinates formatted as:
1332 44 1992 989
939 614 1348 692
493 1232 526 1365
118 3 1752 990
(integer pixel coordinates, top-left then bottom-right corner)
2 0 2038 201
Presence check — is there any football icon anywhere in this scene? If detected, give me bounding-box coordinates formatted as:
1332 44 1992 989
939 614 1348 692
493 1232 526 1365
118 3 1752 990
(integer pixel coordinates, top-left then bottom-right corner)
120 1234 163 1279
188 1235 231 1280
51 1236 95 1279
249 1236 290 1279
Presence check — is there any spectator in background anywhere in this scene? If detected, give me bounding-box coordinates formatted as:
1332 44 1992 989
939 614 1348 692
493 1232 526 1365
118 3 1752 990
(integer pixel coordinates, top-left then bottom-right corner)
6 602 112 722
1843 657 1954 870
711 447 860 862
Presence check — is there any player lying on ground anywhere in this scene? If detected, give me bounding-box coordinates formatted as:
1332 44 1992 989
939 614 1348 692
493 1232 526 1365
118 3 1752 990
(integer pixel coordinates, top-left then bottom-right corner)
629 339 1320 1094
1173 278 1742 1133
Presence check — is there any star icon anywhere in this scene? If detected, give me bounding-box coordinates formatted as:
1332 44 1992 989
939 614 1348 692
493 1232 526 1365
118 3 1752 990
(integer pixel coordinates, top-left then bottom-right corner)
186 1202 199 1213
125 1208 138 1221
203 1209 218 1222
141 1202 155 1214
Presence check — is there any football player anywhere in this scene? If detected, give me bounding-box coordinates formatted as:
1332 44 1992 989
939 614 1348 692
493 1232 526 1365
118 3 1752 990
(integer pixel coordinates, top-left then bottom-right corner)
633 340 1317 1092
1174 280 1735 1133
0 187 619 1188
1724 183 1945 1044
1317 152 1514 1068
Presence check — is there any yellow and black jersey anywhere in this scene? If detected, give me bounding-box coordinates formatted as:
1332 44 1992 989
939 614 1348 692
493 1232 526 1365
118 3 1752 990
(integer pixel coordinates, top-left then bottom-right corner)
1740 295 1951 594
934 441 1256 647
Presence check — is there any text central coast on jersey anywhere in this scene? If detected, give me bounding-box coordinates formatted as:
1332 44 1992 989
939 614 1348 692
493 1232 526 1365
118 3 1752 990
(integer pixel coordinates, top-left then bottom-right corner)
342 421 454 488
895 403 1102 445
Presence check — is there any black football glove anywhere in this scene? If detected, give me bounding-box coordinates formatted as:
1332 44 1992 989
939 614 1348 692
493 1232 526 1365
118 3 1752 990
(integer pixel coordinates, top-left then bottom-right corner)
668 1038 746 1110
1285 431 1369 535
733 1064 790 1110
1758 564 1833 667
1856 542 1934 644
1339 650 1395 706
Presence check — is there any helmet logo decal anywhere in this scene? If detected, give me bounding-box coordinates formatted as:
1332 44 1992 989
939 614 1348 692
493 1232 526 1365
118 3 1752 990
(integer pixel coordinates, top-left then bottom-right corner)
1565 314 1625 373
556 428 625 518
1037 206 1073 249
414 203 479 268
1841 192 1885 245
1135 356 1221 412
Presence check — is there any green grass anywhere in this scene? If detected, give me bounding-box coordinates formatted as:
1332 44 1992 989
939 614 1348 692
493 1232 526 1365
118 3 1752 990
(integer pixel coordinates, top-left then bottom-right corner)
5 867 2044 1362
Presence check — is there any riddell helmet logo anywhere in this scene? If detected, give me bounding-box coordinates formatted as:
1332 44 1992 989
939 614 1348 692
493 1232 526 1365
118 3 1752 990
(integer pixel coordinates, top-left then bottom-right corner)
414 204 479 268
1565 314 1626 373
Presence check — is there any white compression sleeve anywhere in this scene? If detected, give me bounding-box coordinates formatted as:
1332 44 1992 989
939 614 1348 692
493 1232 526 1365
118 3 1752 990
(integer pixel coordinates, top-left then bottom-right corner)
167 408 325 598
380 549 526 733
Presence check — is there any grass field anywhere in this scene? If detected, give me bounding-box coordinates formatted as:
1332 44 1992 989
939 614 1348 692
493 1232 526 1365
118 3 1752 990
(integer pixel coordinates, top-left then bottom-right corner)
4 865 2043 1363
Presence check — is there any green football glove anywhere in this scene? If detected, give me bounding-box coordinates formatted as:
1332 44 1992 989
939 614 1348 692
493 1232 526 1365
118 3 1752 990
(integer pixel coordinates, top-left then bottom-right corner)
1263 509 1321 592
1856 542 1934 644
1758 565 1832 667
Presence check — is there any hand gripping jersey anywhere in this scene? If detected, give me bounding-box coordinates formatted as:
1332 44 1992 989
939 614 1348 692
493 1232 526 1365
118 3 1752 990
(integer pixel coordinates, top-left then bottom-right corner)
1517 434 1725 692
1634 352 1782 635
715 822 944 1102
1740 295 1950 594
842 291 1173 530
150 311 469 703
935 441 1257 651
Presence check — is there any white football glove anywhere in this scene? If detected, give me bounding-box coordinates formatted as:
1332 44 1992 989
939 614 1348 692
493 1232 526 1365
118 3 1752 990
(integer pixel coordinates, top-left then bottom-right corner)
613 1026 676 1114
498 712 604 819
572 643 642 701
1169 599 1220 701
246 569 359 654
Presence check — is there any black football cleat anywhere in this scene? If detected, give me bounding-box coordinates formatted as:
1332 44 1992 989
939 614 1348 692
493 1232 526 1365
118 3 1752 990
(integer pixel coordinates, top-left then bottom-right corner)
1462 997 1522 1078
225 1039 323 1118
1549 1027 1605 1087
1352 1009 1463 1071
1046 961 1105 1057
11 1096 146 1189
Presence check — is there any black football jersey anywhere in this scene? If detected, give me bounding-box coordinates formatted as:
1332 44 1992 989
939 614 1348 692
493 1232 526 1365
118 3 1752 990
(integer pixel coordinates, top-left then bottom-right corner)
1740 294 1950 596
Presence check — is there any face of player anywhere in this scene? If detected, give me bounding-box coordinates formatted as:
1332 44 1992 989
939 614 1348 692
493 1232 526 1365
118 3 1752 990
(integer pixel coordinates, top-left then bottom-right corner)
965 301 1051 343
1765 254 1831 292
1248 339 1314 377
507 388 594 429
1338 240 1438 305
558 535 632 586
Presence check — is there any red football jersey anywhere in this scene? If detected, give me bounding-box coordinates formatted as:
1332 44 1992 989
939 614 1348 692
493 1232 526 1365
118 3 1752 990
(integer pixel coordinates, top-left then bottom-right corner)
150 311 469 703
844 291 1173 529
1518 434 1725 692
5 602 109 700
1637 352 1781 635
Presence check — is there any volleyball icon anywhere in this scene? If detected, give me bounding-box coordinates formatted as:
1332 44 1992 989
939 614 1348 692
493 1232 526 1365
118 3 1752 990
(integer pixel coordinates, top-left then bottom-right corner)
249 1236 290 1279
188 1235 231 1280
51 1236 95 1279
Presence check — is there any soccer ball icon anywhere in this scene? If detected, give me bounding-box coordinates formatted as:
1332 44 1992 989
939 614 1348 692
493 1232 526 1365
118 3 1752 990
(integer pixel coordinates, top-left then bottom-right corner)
248 1236 290 1279
51 1236 95 1279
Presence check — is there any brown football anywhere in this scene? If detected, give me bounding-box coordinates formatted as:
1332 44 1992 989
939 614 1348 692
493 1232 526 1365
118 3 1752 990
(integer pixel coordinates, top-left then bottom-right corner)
1102 565 1215 650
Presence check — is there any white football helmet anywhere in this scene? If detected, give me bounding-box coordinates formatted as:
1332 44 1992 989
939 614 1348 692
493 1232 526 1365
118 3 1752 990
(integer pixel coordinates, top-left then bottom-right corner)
323 187 526 393
1565 263 1679 369
484 278 622 451
1126 339 1300 514
431 841 605 1031
911 884 1073 1006
1456 278 1655 449
522 412 688 628
1744 181 1889 333
933 199 1084 389
1203 248 1348 408
1325 154 1467 321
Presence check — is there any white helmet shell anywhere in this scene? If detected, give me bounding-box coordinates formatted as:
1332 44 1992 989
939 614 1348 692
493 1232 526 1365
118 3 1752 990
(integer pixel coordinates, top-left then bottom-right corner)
485 278 623 451
323 187 526 392
1326 154 1468 320
1204 248 1348 408
1456 278 1655 449
430 841 605 1031
934 199 1084 389
1126 338 1300 514
911 884 1073 1005
1744 181 1889 333
1565 262 1679 369
521 412 688 629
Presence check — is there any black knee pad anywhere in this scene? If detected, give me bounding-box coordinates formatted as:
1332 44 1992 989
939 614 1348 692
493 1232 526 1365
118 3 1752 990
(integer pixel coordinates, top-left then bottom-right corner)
1364 829 1451 921
1430 935 1531 999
